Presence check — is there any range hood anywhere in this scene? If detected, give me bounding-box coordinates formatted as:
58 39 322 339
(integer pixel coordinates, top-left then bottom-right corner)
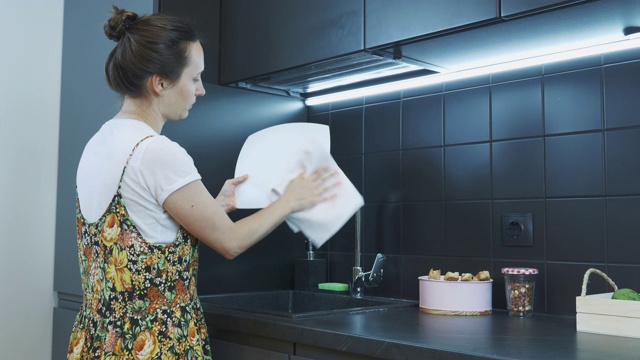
231 0 640 103
235 51 443 96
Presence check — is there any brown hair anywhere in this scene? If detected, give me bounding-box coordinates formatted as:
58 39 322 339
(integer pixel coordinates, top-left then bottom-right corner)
103 6 199 98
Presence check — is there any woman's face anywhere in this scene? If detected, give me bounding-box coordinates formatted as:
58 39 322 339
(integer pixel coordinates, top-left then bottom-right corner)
160 41 206 121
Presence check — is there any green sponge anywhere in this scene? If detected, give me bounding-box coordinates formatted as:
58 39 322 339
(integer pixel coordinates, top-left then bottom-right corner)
318 282 349 292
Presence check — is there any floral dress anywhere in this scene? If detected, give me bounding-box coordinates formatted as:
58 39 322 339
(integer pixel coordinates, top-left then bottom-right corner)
67 136 212 359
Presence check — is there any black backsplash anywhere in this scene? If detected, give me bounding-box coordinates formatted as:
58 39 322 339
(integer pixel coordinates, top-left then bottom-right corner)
309 47 640 316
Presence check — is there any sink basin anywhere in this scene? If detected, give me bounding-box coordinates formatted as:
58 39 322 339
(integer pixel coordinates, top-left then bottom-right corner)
199 290 416 319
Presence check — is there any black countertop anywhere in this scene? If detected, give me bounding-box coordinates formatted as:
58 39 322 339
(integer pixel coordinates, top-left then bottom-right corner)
202 303 640 359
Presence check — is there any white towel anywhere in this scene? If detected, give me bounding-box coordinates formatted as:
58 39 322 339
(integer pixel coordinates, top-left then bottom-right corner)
234 123 364 248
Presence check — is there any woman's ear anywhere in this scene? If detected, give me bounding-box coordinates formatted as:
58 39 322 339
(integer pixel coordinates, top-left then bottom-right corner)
148 74 166 96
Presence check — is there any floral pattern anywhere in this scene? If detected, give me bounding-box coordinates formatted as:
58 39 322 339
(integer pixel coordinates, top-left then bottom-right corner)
68 137 212 359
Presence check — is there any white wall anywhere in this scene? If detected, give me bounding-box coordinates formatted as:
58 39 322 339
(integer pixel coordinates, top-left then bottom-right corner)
0 0 64 358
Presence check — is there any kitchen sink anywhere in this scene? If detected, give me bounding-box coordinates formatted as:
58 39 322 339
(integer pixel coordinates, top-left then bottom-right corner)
199 290 417 319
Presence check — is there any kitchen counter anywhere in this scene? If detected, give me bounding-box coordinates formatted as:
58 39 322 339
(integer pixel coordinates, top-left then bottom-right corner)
202 302 640 359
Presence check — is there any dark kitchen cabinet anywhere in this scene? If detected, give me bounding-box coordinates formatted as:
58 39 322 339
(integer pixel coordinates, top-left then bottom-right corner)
157 0 221 84
365 0 499 48
501 0 585 17
219 0 364 85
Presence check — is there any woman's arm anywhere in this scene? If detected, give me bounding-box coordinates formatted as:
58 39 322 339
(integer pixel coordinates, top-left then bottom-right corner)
163 168 337 259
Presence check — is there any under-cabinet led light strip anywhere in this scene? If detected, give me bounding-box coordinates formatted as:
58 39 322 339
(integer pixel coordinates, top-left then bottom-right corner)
304 36 640 106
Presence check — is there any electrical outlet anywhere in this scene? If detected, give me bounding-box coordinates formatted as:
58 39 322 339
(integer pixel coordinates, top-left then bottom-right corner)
501 213 533 247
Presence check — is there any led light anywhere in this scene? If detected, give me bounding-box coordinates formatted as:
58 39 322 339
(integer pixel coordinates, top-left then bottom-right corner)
305 36 640 106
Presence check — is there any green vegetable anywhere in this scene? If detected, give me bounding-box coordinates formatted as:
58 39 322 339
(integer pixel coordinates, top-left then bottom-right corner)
611 288 640 301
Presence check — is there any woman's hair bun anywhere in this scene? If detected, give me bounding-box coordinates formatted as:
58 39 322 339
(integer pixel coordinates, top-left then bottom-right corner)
104 6 139 42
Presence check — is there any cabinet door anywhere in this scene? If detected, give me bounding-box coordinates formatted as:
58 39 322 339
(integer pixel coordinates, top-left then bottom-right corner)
220 0 364 84
501 0 584 17
365 0 498 48
157 0 220 84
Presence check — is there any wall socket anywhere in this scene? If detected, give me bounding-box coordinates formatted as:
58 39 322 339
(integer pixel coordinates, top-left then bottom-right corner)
501 213 534 247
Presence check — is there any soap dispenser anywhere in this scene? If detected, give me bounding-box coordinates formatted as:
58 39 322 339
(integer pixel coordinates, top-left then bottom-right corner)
294 239 327 291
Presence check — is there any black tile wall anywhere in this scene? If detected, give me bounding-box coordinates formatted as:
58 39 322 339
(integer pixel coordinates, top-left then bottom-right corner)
606 197 640 264
402 94 443 149
310 54 640 317
491 78 543 140
605 129 640 195
402 202 445 256
402 148 443 201
604 61 640 129
492 139 544 198
364 101 401 153
444 144 491 200
545 133 604 197
543 68 602 134
444 87 490 144
546 199 605 262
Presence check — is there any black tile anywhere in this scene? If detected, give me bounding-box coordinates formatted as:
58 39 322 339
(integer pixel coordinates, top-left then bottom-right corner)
308 112 329 126
444 143 491 200
402 202 445 256
604 61 640 129
492 200 545 261
444 87 490 145
326 252 354 284
402 256 445 300
402 82 443 99
606 197 640 264
327 212 355 253
604 47 640 65
544 68 602 135
308 103 330 115
546 198 605 262
491 78 543 140
547 263 607 316
492 260 546 313
335 154 363 195
444 201 491 258
543 54 602 75
364 101 401 153
492 139 544 199
606 129 640 195
545 133 604 197
491 65 543 84
363 152 402 203
607 265 640 294
365 90 401 105
362 203 402 255
402 94 443 149
402 148 443 201
330 108 363 156
331 96 364 111
444 74 490 91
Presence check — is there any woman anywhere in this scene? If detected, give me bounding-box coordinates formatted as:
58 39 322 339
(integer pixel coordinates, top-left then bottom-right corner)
67 7 337 359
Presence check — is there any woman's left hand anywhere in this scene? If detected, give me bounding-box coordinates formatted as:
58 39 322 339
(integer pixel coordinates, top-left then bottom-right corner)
215 174 249 212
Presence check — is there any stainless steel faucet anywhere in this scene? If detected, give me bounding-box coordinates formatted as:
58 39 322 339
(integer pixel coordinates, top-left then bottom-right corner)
351 209 386 298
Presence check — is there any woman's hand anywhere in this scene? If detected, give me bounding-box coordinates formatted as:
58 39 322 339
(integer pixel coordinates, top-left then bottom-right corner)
215 174 249 212
280 167 339 213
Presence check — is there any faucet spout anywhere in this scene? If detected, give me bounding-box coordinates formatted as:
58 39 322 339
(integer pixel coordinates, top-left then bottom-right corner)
352 253 386 297
351 209 386 297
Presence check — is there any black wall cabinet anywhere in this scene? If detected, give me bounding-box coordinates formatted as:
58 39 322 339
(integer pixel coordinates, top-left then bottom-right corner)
365 0 499 48
220 0 364 85
158 0 221 84
501 0 584 17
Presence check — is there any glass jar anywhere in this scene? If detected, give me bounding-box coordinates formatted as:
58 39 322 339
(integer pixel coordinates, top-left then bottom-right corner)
501 267 538 317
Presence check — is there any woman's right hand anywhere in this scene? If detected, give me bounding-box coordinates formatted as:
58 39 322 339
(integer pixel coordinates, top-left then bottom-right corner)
280 167 340 213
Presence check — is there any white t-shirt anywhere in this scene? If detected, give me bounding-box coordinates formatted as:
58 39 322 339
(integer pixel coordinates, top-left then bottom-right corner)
76 119 201 246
